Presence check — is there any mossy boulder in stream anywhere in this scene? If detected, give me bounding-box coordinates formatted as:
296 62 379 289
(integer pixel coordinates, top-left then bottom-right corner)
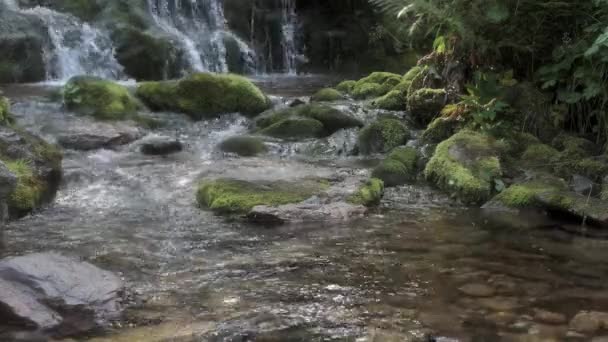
372 147 418 186
373 90 406 111
197 178 328 214
311 88 343 102
218 136 267 157
255 104 363 140
351 72 402 99
347 178 384 207
0 96 14 125
357 118 410 155
63 76 141 120
424 130 503 204
407 88 446 126
136 73 271 119
335 80 356 94
421 117 460 143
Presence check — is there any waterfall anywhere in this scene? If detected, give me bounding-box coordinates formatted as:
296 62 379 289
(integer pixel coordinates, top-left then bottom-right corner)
280 0 300 74
4 1 124 81
146 0 255 74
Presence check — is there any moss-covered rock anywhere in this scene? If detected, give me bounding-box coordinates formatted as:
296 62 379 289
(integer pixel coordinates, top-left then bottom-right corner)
352 83 386 100
403 66 424 84
4 159 44 214
372 146 418 187
136 73 271 119
358 118 410 155
424 130 503 204
63 76 141 120
373 90 406 111
218 136 267 157
347 178 384 207
421 117 459 143
552 134 598 158
258 117 325 140
0 96 13 125
197 178 328 214
520 144 560 169
254 104 363 140
491 177 568 208
407 88 446 126
336 80 356 94
351 72 402 99
311 88 343 102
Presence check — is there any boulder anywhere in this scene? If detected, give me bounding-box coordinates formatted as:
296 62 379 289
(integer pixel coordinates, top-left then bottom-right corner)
372 146 418 187
424 129 503 204
63 76 142 120
351 72 402 99
0 253 123 334
335 80 356 94
57 121 144 151
346 178 385 207
139 136 183 156
136 73 271 119
197 178 329 215
570 174 596 196
248 201 367 224
0 125 62 218
372 90 406 111
421 117 460 143
357 118 410 155
258 117 325 140
407 88 446 126
311 88 343 102
218 136 267 157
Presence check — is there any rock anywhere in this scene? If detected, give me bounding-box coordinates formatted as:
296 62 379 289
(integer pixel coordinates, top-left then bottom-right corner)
255 104 362 140
302 128 359 157
520 144 561 169
335 80 356 94
570 174 596 196
351 72 402 99
57 122 144 151
346 178 385 207
288 98 306 107
535 191 608 228
197 178 329 215
0 161 17 223
0 96 13 125
407 88 447 126
489 176 568 209
533 309 567 325
602 175 608 201
372 146 418 186
218 136 267 157
0 125 62 218
136 73 271 119
478 297 521 311
311 88 343 102
569 311 608 334
421 117 460 143
63 76 142 120
248 201 367 224
373 89 406 111
0 253 123 333
140 136 183 156
458 283 495 297
357 118 410 155
424 129 503 204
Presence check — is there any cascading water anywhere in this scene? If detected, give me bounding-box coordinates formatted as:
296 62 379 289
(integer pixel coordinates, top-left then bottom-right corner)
147 0 256 74
2 0 125 81
280 0 300 74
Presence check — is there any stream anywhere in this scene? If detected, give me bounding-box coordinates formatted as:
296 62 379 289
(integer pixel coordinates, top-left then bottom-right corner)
2 76 608 341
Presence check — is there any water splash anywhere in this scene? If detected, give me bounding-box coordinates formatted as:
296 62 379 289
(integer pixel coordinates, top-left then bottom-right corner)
280 0 300 74
6 2 124 81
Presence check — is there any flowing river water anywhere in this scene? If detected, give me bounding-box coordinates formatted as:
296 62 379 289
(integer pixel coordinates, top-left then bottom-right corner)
1 76 608 341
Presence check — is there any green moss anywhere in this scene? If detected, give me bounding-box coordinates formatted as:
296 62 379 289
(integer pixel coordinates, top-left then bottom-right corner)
493 178 568 208
552 134 598 157
197 178 328 214
0 96 13 125
424 130 503 204
407 66 431 95
63 76 141 121
336 80 357 94
351 72 402 99
569 158 608 182
4 159 45 213
372 147 418 187
258 118 325 140
521 144 560 168
218 136 267 157
136 73 271 119
421 117 458 143
352 83 386 100
358 118 410 155
373 90 406 111
311 88 343 102
347 178 384 207
403 66 424 83
392 80 413 94
357 72 403 86
407 88 446 126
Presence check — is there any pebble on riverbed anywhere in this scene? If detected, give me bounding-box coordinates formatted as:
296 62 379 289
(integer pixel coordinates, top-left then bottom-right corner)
458 283 495 297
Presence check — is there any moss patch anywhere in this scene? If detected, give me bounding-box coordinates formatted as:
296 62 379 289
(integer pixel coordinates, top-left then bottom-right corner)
421 117 459 143
424 130 503 204
347 178 384 207
218 136 267 157
372 146 418 187
492 178 568 208
336 80 356 94
407 88 446 126
136 73 271 119
373 90 406 111
4 159 45 214
258 118 325 140
0 96 13 125
311 88 343 102
358 118 410 155
520 144 560 169
197 178 328 214
63 76 141 120
351 72 402 99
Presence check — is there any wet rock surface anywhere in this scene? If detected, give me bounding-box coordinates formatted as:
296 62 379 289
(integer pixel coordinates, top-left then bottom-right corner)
139 135 183 156
57 121 144 151
0 253 123 335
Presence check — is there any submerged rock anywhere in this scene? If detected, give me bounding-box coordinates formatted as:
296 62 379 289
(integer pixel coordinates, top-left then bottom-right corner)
218 136 267 157
248 201 367 224
0 253 123 334
347 178 385 207
139 136 183 156
63 76 142 120
136 73 271 119
569 311 608 334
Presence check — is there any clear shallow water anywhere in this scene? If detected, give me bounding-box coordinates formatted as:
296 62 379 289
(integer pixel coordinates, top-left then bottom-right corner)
1 78 608 341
